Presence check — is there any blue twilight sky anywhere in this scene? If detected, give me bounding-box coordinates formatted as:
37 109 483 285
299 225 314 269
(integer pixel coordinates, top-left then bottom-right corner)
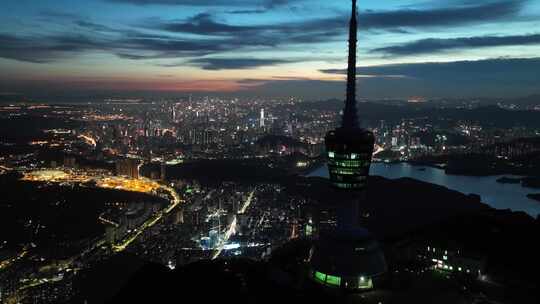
1 0 540 99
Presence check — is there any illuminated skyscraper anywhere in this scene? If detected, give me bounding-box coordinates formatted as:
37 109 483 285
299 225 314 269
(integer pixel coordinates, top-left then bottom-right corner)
260 108 265 128
308 0 387 291
171 104 177 122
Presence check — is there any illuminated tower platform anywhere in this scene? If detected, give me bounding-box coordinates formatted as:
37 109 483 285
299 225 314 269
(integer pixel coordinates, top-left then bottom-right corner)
326 128 374 190
308 0 387 291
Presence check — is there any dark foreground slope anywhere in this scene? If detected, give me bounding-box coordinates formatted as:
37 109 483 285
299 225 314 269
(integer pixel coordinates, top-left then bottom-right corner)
287 175 492 239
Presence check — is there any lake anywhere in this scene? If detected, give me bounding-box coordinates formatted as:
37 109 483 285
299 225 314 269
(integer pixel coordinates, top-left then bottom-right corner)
309 162 540 218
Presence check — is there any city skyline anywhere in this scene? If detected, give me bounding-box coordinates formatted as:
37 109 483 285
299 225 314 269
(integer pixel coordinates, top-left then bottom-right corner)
2 1 540 301
2 0 540 99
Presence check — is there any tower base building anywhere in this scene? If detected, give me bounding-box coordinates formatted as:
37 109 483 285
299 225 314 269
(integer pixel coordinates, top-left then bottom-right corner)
309 227 386 291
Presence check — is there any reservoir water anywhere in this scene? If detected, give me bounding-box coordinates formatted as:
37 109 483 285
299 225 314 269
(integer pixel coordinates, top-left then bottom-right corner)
309 162 540 218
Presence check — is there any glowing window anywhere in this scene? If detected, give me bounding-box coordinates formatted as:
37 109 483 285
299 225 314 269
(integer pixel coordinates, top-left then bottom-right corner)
314 271 326 282
326 275 341 286
328 152 335 158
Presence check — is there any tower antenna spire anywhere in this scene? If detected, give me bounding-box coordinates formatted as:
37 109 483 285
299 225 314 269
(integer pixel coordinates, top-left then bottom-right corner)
342 0 359 129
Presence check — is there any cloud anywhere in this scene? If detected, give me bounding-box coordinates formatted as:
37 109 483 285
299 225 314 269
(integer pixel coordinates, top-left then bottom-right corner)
0 30 234 63
147 1 529 51
105 0 297 9
4 58 540 99
360 0 526 29
227 9 267 14
318 57 540 98
150 12 345 47
106 0 253 6
0 8 346 65
226 58 540 99
74 21 117 33
153 12 345 36
264 0 290 9
0 33 101 63
0 30 231 63
1 0 533 68
186 57 292 70
321 57 540 78
157 13 261 35
373 34 540 56
39 10 81 20
235 78 346 99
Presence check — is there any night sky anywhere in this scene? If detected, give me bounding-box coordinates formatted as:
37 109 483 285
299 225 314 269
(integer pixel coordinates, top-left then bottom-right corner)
1 0 540 99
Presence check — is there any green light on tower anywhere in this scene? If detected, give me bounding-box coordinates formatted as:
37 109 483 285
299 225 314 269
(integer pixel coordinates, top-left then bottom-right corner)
314 271 326 282
326 275 341 286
